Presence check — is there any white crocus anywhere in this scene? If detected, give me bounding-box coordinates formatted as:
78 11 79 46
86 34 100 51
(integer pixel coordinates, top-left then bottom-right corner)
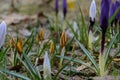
43 52 51 80
0 21 7 48
89 0 96 21
73 21 80 37
73 21 78 32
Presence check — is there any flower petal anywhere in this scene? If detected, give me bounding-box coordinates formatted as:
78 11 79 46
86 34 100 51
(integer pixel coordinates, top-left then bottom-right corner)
89 0 96 21
0 21 7 48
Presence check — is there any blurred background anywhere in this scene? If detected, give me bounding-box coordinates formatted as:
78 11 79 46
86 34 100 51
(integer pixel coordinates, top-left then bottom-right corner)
0 0 101 21
0 0 101 38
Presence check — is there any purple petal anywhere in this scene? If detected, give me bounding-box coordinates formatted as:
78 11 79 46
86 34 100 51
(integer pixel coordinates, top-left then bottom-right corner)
109 3 115 18
63 0 67 18
115 0 120 20
100 0 110 32
55 0 59 15
100 0 110 54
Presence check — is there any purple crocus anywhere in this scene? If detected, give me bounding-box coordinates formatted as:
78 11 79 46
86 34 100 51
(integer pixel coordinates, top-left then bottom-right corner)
115 0 120 20
55 0 59 16
110 3 115 28
114 0 120 26
110 3 115 20
63 0 67 19
100 0 110 54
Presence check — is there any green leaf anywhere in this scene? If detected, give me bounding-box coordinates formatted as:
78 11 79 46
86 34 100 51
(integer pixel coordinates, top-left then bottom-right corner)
38 41 49 57
54 56 76 79
76 40 98 72
56 55 97 73
104 33 119 65
0 68 30 80
109 7 120 24
66 21 78 39
25 36 34 54
17 56 35 79
23 29 35 47
23 53 41 79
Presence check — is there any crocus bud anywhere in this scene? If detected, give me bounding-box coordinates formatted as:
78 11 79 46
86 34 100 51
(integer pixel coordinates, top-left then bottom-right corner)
49 40 54 54
55 0 59 16
115 0 120 20
60 32 67 48
17 38 23 56
73 21 78 32
89 0 96 32
73 21 80 37
0 21 7 48
114 0 120 29
63 0 67 19
39 28 44 41
10 37 15 49
35 34 39 44
110 3 115 27
89 0 96 22
43 52 51 80
100 0 110 54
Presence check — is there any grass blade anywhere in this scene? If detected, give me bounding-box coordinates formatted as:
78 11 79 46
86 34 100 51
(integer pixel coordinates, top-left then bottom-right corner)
76 40 98 72
56 55 97 74
104 33 119 64
23 53 41 79
0 68 30 80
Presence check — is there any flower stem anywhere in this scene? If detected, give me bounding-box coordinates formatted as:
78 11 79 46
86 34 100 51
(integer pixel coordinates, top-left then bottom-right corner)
99 53 107 76
59 47 65 69
101 31 105 54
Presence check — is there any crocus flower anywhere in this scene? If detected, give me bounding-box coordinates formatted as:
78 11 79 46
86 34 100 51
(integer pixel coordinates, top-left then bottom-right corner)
115 0 120 20
43 52 51 80
89 0 96 22
55 0 59 16
63 0 67 19
115 0 120 26
100 0 110 54
110 3 115 19
89 0 96 32
109 2 115 27
0 21 7 48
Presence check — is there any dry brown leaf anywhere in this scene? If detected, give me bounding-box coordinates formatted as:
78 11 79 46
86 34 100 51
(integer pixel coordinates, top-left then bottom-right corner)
76 62 91 71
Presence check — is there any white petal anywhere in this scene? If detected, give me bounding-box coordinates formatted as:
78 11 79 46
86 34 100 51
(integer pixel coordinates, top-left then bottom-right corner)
89 0 96 21
43 52 51 80
73 21 78 32
0 21 7 48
